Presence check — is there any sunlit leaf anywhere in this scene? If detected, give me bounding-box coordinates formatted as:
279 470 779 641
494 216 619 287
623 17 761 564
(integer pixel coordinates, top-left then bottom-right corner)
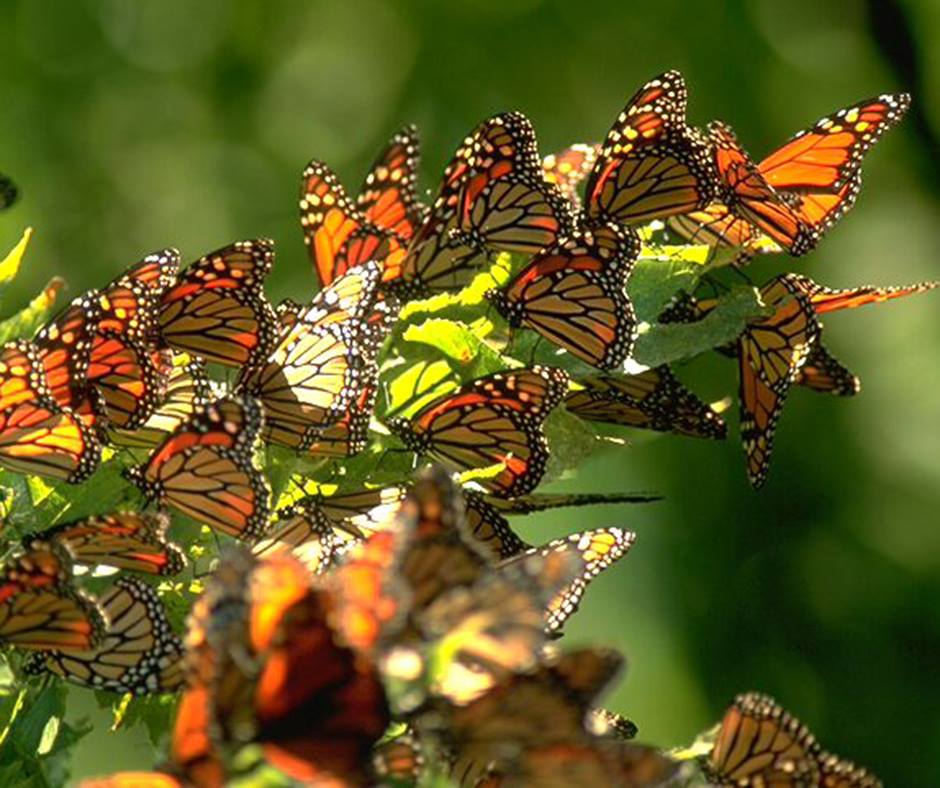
0 227 33 288
0 277 65 345
633 286 766 367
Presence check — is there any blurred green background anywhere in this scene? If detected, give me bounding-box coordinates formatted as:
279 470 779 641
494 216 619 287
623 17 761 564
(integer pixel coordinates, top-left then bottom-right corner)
2 1 938 785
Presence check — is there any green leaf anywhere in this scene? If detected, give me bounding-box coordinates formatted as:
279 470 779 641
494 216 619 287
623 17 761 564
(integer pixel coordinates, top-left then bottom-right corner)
542 405 602 485
0 228 33 289
401 317 506 377
633 286 766 368
628 246 709 323
0 278 66 345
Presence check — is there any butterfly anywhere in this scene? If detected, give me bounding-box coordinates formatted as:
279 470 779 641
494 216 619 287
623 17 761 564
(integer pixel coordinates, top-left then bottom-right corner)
706 692 882 788
500 527 636 635
357 124 427 240
124 396 271 540
387 366 569 497
180 536 409 786
707 121 818 256
299 159 408 288
583 69 716 228
23 577 184 695
451 111 575 257
24 511 185 576
670 94 911 258
33 290 108 430
236 263 392 454
0 542 106 653
158 239 278 368
486 221 639 370
387 116 514 298
431 646 677 788
251 500 349 574
542 143 601 211
109 356 213 449
0 340 102 482
34 252 179 432
564 365 728 439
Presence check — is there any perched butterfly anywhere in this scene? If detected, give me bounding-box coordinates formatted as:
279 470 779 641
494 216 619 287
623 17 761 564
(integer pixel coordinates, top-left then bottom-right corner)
109 356 213 449
486 222 639 370
386 117 499 298
181 539 407 786
706 692 822 787
300 160 407 287
817 752 884 788
124 396 271 540
452 111 575 257
787 275 938 315
237 263 391 454
0 340 101 482
707 121 818 256
387 366 569 497
24 577 184 695
670 93 911 258
500 527 636 635
418 544 583 706
25 511 185 576
542 143 601 211
158 239 278 368
251 500 348 574
0 543 105 653
584 69 716 227
357 124 427 240
33 291 107 429
434 646 677 788
565 365 727 439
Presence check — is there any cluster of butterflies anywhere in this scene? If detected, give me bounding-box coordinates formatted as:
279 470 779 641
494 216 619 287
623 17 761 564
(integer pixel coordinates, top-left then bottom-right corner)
0 67 921 785
19 468 873 788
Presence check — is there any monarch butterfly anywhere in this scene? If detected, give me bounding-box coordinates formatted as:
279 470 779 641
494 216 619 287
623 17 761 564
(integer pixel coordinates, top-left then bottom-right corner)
387 366 569 497
436 647 667 788
542 143 601 211
357 125 427 240
23 576 185 695
501 527 636 635
708 121 818 256
124 396 271 540
674 93 912 254
109 356 213 449
158 239 278 368
183 547 397 787
737 276 820 488
462 492 533 560
486 222 639 370
564 366 728 439
795 344 860 397
299 160 408 287
452 112 575 257
0 543 106 652
251 500 347 574
33 291 107 429
584 70 716 227
706 692 883 788
386 117 496 298
418 544 583 706
236 263 391 454
25 511 185 576
0 340 102 482
97 249 181 340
